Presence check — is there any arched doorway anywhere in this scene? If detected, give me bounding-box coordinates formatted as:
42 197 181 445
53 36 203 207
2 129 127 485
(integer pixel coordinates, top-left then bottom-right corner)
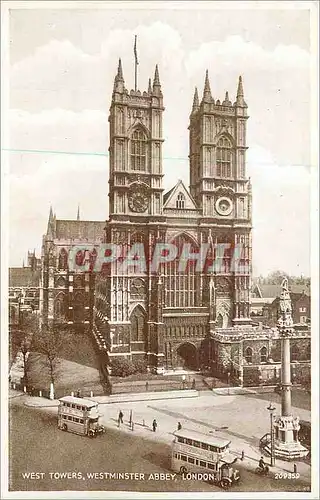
177 342 198 370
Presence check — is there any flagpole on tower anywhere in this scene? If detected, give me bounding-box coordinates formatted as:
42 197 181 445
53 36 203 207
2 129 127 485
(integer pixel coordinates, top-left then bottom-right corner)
134 35 139 91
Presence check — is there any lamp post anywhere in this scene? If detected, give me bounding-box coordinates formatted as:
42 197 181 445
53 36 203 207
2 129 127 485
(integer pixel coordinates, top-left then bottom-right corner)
227 371 230 395
267 402 276 466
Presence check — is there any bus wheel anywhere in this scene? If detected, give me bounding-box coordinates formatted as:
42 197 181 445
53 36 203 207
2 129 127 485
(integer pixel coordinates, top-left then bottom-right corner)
180 466 187 475
62 424 67 432
220 479 231 489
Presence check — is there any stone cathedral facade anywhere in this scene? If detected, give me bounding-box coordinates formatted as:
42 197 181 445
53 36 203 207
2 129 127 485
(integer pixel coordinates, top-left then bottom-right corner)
93 59 254 377
40 58 310 383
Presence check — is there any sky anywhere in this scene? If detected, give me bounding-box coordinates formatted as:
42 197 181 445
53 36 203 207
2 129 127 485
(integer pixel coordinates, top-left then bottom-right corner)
4 2 315 276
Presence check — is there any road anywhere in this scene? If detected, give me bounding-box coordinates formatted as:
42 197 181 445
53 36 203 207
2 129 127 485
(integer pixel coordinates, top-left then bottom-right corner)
9 401 310 493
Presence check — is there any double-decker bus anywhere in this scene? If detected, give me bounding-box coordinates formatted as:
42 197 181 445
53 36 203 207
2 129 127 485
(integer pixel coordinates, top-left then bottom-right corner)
171 428 240 489
58 396 105 437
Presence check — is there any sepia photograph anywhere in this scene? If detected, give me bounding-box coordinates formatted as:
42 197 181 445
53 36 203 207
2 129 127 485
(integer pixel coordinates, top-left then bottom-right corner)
1 1 319 498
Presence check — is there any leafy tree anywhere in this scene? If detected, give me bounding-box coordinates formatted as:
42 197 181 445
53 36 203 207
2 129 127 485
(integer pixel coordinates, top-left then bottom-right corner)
33 324 63 395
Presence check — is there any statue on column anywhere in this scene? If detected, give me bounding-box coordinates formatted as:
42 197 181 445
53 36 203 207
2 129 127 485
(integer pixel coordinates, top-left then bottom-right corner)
277 278 293 330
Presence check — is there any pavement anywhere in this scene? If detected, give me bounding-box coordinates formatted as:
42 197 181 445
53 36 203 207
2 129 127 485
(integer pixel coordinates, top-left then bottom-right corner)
10 387 311 485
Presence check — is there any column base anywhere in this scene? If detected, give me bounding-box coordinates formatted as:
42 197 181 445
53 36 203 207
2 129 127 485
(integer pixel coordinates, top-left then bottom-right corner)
263 441 309 461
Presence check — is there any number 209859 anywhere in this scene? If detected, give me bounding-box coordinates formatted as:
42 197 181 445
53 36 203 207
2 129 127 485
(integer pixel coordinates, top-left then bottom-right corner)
274 472 300 480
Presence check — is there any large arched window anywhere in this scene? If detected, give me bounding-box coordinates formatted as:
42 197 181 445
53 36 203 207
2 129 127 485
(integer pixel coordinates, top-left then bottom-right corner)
245 347 253 364
130 306 146 342
216 136 232 178
165 234 199 308
58 248 68 270
130 128 147 171
260 346 268 363
176 192 185 209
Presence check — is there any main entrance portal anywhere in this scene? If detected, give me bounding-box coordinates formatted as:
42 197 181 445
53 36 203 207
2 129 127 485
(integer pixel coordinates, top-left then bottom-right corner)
177 342 198 370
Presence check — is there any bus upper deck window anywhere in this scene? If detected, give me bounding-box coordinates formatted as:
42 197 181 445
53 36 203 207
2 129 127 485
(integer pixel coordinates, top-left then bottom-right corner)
209 445 217 452
201 443 208 450
186 439 192 446
82 406 86 411
178 437 184 443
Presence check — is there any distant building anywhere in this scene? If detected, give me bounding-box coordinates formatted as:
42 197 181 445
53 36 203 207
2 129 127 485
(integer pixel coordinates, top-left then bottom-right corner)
9 259 41 326
251 283 311 327
39 209 105 333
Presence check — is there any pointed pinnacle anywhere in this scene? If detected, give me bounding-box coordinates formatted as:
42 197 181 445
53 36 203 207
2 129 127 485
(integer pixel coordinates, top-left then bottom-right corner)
237 75 244 98
192 87 199 112
49 205 53 219
153 64 160 87
148 77 152 94
225 91 229 101
236 75 247 107
117 58 124 80
77 204 80 221
203 69 213 102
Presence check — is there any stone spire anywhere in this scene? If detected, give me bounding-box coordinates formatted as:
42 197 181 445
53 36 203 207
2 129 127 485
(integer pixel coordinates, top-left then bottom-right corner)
148 77 152 94
152 64 162 95
113 58 125 93
202 70 214 103
47 205 54 239
77 204 80 221
117 58 124 80
191 87 200 113
236 75 247 107
222 91 232 106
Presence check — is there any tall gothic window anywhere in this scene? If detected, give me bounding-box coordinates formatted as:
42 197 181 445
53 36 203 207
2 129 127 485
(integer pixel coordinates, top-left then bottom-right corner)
216 136 232 178
165 234 199 308
58 248 68 270
130 128 147 171
130 305 146 342
245 347 253 364
260 346 267 363
176 192 185 209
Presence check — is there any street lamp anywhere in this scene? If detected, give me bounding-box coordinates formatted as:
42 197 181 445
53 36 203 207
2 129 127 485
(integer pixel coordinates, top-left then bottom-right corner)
267 402 276 466
227 371 230 395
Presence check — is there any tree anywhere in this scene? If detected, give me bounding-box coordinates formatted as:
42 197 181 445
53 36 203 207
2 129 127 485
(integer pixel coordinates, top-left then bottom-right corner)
34 324 63 399
20 337 32 387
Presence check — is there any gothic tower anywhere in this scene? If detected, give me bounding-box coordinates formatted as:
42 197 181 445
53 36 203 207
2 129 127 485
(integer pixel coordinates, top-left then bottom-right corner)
108 59 164 219
189 72 252 326
96 59 166 370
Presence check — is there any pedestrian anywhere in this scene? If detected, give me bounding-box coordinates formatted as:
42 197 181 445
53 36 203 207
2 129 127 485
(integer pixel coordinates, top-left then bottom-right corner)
177 422 182 430
146 381 149 392
152 419 157 432
118 410 124 424
192 378 196 389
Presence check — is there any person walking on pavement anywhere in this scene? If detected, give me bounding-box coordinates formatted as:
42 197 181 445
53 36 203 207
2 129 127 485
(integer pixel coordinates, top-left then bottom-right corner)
152 419 157 432
118 410 124 424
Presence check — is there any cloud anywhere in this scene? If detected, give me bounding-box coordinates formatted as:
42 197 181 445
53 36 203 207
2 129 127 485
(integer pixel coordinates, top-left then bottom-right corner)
185 35 309 77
